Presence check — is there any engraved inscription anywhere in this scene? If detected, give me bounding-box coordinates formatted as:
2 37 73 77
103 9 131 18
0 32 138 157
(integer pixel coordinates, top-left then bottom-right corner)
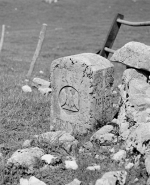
59 86 79 112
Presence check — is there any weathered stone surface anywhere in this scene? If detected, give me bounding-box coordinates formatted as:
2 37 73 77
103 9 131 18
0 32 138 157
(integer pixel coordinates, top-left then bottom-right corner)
86 164 101 171
38 87 52 95
29 176 47 185
20 178 29 185
95 171 127 185
145 154 150 175
91 132 117 145
41 154 57 164
122 68 147 85
125 162 134 170
65 179 82 185
90 125 117 145
147 177 150 185
22 85 32 93
34 131 78 153
126 123 150 154
112 150 126 162
116 68 150 140
7 147 44 168
128 79 150 108
65 157 78 170
0 152 4 171
110 41 150 72
33 77 51 88
22 139 32 148
50 53 114 134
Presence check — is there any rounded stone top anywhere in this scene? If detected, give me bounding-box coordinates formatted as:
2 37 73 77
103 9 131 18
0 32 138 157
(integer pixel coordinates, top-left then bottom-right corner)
110 41 150 72
51 53 114 73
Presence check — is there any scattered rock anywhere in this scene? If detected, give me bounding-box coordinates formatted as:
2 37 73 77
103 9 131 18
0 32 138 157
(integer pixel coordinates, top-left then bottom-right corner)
91 132 117 145
34 131 78 153
95 171 127 185
22 139 32 148
112 150 126 162
125 162 134 170
41 154 57 164
109 148 115 153
65 178 82 185
20 178 29 185
90 125 118 145
86 164 101 171
38 87 52 95
32 77 50 88
39 70 44 74
65 157 78 170
22 85 32 93
29 176 47 185
82 141 93 151
145 154 150 175
7 147 44 168
44 0 58 4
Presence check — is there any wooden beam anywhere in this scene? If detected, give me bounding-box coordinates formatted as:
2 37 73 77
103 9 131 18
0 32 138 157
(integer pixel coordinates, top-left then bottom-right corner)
97 13 124 58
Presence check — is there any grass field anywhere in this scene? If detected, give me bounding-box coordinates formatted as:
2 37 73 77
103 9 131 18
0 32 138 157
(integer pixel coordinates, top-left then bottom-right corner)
0 0 150 184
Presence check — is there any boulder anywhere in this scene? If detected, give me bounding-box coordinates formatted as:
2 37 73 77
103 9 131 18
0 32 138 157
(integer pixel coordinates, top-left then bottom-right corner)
7 147 44 168
110 41 150 72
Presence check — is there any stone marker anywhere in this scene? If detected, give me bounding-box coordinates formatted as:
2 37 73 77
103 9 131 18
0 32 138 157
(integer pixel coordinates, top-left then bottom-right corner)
50 53 114 134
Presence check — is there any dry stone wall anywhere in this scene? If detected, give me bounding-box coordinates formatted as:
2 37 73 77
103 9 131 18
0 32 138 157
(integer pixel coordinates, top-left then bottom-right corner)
110 41 150 154
50 53 114 134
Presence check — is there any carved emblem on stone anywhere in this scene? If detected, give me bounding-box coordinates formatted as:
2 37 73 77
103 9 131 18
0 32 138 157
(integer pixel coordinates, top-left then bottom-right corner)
59 86 79 112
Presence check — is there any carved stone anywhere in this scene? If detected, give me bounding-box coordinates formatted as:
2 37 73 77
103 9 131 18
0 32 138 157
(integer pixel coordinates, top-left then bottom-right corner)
50 53 114 134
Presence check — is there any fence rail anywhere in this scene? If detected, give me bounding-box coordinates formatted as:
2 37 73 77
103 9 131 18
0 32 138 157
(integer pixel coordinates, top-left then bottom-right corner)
98 13 150 58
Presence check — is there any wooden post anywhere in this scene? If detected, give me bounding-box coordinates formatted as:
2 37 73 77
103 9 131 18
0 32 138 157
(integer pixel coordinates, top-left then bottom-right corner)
0 25 5 53
26 23 47 80
97 13 124 58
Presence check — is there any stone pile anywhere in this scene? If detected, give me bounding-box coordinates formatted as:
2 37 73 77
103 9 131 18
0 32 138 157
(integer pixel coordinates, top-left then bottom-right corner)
3 43 150 184
110 41 150 181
